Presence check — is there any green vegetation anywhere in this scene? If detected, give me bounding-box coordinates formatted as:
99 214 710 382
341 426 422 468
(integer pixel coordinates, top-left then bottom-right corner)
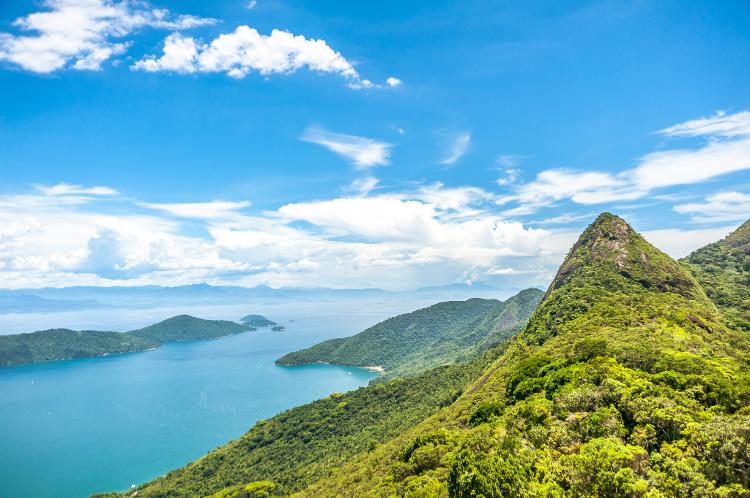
0 315 252 367
99 356 490 497
277 288 543 379
0 329 156 367
682 219 750 333
128 315 252 343
100 213 750 498
295 213 750 497
241 315 277 327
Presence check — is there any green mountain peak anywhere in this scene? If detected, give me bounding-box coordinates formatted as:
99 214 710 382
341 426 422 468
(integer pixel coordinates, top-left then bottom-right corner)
550 212 700 298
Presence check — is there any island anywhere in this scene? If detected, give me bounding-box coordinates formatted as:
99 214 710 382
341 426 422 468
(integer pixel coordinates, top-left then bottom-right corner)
271 325 286 331
240 314 277 327
0 315 254 367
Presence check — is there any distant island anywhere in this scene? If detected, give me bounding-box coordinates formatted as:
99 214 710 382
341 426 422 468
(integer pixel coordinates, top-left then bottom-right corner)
0 315 254 367
240 315 277 327
271 325 285 331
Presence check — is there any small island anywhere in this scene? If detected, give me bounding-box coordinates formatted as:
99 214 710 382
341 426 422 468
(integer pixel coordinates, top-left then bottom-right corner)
240 314 277 327
271 325 286 331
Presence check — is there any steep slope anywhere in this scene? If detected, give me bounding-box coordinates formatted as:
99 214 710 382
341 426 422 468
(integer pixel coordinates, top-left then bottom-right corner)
127 315 252 343
0 315 252 367
277 288 543 379
0 329 156 367
95 356 492 498
682 219 750 333
297 213 750 497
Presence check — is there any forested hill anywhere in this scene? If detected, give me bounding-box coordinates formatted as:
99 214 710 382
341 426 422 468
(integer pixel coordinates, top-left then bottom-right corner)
682 218 750 333
294 213 750 496
0 315 253 367
276 288 543 379
128 315 251 343
103 213 750 497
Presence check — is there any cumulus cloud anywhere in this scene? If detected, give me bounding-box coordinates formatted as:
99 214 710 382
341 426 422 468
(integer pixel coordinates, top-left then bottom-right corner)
386 76 402 87
301 127 393 169
674 192 750 223
440 131 471 166
504 110 750 214
0 0 215 73
133 26 377 87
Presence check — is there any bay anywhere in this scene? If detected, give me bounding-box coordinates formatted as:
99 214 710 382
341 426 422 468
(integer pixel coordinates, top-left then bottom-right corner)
0 301 427 498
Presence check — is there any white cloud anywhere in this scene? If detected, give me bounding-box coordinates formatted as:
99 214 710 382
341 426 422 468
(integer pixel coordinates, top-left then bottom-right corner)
440 131 471 166
301 127 393 169
133 26 376 87
642 226 736 258
246 1 258 9
386 76 402 87
0 0 215 73
674 191 750 223
346 177 380 196
659 110 750 138
35 183 119 196
141 200 251 219
504 110 750 214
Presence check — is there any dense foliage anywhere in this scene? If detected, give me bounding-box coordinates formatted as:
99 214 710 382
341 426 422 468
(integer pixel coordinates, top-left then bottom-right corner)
682 219 750 333
277 289 543 379
296 213 750 497
0 315 252 367
0 329 156 367
97 357 490 497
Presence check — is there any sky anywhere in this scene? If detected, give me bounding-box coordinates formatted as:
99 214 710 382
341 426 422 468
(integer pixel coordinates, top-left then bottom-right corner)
0 0 748 291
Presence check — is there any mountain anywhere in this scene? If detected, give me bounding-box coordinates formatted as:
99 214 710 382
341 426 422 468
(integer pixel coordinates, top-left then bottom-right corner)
103 213 750 498
0 329 156 367
240 314 277 327
294 213 750 496
0 315 252 367
276 288 543 379
681 218 750 333
128 315 252 343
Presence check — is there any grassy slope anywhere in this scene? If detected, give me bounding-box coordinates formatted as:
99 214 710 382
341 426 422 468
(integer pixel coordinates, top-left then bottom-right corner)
297 213 750 497
96 357 492 498
0 329 156 367
681 219 750 333
0 315 252 367
277 289 543 379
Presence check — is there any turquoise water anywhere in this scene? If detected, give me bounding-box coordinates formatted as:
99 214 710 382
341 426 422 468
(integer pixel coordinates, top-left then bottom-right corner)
0 314 382 498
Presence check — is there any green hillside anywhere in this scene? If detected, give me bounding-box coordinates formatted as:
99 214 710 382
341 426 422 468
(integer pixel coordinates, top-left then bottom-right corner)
128 314 252 343
0 315 252 367
94 356 491 498
277 288 543 379
0 329 156 367
682 219 750 333
294 213 750 497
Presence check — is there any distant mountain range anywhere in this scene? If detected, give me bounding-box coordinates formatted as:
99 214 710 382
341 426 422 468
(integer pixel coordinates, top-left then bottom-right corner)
0 282 523 315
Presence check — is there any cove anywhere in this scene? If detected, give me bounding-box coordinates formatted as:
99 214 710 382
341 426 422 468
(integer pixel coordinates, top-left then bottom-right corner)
0 317 378 498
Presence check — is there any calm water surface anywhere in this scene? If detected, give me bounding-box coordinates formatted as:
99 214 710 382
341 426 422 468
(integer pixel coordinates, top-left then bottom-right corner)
0 303 422 498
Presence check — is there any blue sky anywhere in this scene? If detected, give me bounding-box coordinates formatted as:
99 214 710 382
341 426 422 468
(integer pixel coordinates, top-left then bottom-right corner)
0 0 748 290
